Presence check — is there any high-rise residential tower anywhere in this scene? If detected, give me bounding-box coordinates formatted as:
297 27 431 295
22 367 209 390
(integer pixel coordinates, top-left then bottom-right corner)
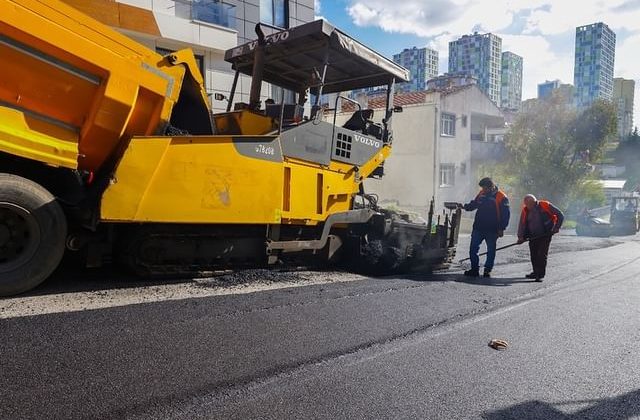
613 78 635 140
500 51 523 110
393 47 439 92
538 80 561 99
449 32 502 104
537 80 575 106
574 22 616 109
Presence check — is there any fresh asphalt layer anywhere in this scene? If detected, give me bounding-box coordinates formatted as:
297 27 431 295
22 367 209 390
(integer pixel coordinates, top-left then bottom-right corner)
189 247 640 420
1 234 639 419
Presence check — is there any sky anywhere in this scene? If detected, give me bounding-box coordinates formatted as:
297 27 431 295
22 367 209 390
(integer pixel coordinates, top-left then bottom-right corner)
316 0 640 129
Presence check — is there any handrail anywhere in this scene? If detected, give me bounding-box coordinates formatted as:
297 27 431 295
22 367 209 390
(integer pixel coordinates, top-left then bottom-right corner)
331 95 362 145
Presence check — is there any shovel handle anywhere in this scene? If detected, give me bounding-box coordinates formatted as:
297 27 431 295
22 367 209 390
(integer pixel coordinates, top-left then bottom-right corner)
458 233 552 262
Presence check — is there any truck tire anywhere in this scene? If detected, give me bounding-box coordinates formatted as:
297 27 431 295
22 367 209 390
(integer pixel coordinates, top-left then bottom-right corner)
0 174 67 296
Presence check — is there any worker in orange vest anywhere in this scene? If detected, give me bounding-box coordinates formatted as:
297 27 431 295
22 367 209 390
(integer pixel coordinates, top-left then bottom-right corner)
459 177 510 278
517 194 564 282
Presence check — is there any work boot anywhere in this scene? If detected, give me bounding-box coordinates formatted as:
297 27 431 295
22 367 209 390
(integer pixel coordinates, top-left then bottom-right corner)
464 268 479 277
525 272 537 279
483 269 491 278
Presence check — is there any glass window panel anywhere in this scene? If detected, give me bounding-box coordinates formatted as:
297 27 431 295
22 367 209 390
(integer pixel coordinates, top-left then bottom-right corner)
274 0 287 28
260 0 273 25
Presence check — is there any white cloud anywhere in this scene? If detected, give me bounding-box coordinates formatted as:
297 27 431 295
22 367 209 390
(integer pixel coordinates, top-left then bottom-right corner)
500 34 574 99
344 0 640 127
347 0 544 37
524 0 640 35
346 0 640 37
427 33 460 73
314 0 324 20
349 3 380 26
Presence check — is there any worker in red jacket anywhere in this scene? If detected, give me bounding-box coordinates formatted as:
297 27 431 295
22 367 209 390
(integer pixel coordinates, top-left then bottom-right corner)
517 194 564 282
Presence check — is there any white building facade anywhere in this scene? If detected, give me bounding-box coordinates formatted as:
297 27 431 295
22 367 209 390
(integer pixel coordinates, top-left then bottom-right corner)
336 86 505 223
62 0 316 111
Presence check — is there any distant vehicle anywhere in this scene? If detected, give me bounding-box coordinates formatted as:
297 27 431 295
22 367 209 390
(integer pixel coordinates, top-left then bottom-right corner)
609 196 640 235
576 210 611 237
576 194 640 237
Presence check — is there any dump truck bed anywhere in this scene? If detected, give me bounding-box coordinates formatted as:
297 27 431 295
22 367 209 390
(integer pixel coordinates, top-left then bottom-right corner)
0 0 210 171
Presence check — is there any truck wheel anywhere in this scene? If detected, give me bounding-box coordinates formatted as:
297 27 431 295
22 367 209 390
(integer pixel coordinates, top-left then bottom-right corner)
0 174 67 296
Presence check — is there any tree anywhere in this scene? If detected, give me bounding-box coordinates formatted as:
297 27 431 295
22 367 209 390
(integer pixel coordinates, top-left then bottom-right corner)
566 178 606 215
503 97 617 207
615 126 640 190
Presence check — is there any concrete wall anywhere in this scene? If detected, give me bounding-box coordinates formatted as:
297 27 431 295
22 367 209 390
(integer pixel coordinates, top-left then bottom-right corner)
437 90 472 210
334 104 437 217
364 104 437 216
438 87 504 210
107 0 315 111
335 86 504 228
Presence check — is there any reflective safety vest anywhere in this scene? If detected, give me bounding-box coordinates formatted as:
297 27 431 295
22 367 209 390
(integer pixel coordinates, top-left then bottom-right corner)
519 200 558 233
475 189 507 226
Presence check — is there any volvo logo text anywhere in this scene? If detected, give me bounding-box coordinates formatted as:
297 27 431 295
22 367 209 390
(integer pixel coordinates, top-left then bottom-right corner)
354 134 381 148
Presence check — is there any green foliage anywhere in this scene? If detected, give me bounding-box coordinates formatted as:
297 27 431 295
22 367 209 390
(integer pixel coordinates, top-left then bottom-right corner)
615 126 640 190
572 99 618 161
475 163 518 198
563 220 577 229
566 178 607 216
503 97 618 207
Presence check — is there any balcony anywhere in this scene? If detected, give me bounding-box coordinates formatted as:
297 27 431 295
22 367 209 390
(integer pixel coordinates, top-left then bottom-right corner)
470 129 505 143
470 115 506 161
175 0 236 29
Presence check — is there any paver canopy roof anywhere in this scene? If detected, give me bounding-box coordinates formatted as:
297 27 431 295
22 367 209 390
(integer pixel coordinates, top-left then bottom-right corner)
224 20 410 95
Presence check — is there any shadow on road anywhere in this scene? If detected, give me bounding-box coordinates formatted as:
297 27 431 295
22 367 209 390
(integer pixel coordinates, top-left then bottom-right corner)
21 253 538 299
450 274 533 287
389 272 534 287
24 261 194 297
482 388 640 419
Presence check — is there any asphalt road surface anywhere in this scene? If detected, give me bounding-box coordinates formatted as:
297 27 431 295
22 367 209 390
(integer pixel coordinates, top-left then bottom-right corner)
2 232 640 419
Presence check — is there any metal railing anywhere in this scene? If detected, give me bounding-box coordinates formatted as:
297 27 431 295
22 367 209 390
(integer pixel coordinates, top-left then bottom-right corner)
174 0 236 29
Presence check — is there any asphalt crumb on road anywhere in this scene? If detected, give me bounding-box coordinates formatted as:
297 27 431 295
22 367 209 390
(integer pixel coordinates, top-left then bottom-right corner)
194 268 364 289
195 269 312 288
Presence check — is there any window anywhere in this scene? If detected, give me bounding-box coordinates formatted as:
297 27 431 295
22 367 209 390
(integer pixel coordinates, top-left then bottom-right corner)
190 0 236 28
260 0 288 28
441 113 456 136
440 164 455 187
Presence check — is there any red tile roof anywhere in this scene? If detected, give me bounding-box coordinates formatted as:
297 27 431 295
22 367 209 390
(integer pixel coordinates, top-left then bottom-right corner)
342 91 427 111
342 86 474 111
